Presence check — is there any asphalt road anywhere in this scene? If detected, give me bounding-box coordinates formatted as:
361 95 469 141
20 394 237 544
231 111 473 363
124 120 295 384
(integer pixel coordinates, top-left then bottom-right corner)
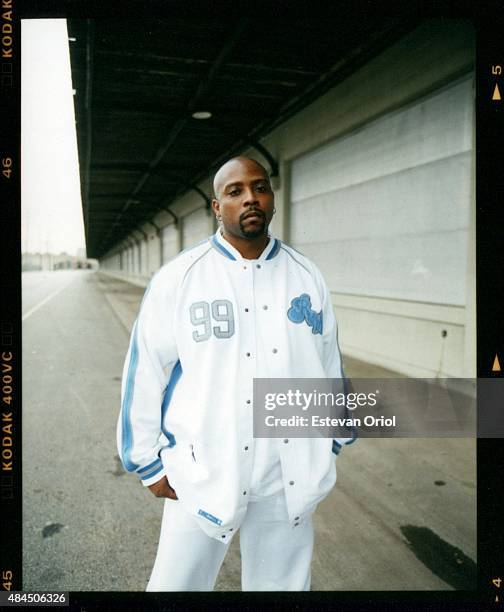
22 271 82 320
22 270 476 592
22 271 162 591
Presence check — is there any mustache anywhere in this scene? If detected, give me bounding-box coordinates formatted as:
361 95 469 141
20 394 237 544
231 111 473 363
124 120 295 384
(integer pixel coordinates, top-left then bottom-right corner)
240 209 265 222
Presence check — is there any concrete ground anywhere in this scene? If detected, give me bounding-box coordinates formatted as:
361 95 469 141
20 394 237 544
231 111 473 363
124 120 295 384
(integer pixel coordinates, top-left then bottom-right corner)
22 270 476 592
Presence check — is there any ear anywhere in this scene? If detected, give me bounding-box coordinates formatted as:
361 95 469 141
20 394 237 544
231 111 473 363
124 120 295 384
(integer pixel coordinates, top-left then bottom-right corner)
211 199 220 217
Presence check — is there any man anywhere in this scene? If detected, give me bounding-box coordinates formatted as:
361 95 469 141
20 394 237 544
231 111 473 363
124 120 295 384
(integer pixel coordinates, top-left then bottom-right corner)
117 156 355 591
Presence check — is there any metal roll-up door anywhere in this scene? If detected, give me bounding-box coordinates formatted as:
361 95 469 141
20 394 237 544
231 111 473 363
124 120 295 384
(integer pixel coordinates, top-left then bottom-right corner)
290 76 473 306
289 75 475 378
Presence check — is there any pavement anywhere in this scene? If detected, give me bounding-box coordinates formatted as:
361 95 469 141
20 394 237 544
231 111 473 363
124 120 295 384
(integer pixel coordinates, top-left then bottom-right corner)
22 270 476 592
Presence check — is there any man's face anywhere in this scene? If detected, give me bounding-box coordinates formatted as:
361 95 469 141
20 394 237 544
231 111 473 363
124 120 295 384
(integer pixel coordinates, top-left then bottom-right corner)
212 159 274 239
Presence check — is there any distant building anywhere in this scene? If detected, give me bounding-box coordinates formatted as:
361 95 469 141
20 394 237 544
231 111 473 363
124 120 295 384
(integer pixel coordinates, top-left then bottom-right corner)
22 252 99 271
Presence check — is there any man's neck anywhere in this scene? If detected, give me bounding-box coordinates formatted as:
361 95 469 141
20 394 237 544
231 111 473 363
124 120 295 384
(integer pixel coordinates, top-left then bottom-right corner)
220 229 270 260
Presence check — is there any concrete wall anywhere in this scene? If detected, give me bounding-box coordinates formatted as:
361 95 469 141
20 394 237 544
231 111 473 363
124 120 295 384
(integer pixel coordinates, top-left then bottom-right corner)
162 224 179 262
146 229 161 277
100 19 475 378
288 76 473 378
181 207 213 250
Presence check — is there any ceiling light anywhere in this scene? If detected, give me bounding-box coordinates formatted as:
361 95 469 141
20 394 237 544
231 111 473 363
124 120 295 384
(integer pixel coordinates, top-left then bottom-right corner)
192 111 212 120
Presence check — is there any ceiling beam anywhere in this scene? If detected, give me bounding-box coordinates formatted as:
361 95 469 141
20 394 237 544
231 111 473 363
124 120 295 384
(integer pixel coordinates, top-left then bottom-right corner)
90 162 191 174
191 186 211 210
98 15 250 254
91 100 275 122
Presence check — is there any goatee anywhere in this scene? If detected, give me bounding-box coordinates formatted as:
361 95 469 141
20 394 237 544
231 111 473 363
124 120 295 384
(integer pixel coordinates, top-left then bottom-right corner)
239 218 266 238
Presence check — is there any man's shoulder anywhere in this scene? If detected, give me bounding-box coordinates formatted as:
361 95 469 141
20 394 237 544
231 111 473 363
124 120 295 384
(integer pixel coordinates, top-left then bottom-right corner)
279 241 320 278
280 240 308 260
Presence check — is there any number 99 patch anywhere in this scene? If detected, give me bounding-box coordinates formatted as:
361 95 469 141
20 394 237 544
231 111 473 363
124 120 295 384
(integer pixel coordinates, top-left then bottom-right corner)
189 300 235 342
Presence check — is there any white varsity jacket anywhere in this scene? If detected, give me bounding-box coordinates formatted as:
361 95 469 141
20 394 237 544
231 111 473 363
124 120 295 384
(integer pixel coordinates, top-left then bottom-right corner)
117 229 356 541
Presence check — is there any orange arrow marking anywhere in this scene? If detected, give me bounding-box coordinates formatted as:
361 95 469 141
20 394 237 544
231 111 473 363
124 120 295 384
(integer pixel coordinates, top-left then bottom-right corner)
493 83 501 101
492 354 501 372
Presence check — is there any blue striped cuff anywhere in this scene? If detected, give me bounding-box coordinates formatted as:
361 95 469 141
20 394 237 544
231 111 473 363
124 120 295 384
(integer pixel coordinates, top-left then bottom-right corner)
138 458 164 481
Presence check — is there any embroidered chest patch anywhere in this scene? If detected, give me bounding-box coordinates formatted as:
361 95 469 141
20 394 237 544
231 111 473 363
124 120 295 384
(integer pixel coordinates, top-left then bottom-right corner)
287 293 323 335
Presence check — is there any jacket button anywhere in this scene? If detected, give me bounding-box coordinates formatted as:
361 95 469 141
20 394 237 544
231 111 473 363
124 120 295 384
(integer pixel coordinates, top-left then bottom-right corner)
229 528 234 531
283 439 289 443
289 481 295 486
244 446 249 451
272 348 278 354
245 308 249 312
263 305 268 310
294 516 299 520
243 490 247 495
246 352 251 357
246 400 251 404
256 264 261 269
221 535 226 539
294 522 299 527
243 266 247 270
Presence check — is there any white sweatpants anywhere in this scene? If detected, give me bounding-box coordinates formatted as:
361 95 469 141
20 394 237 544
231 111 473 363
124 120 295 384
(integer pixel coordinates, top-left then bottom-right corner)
146 491 314 591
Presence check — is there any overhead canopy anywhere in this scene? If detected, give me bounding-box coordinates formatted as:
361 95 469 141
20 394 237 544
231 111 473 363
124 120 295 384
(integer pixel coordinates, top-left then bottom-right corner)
68 10 421 259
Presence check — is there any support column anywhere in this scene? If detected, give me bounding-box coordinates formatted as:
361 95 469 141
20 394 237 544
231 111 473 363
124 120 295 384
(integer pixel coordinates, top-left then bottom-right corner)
270 158 289 243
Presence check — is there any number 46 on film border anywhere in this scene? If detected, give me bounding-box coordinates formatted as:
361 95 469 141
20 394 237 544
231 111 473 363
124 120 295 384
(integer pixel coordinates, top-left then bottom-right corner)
2 156 12 179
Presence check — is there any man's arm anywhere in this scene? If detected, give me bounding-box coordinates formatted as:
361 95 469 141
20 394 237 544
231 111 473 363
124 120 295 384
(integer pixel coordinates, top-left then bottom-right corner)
116 271 180 493
318 268 357 451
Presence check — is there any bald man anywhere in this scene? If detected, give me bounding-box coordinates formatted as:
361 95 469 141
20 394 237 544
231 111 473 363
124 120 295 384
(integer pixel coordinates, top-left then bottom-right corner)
117 156 355 591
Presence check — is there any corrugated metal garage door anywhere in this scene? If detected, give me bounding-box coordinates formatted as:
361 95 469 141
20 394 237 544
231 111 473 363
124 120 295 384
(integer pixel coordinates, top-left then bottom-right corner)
290 76 473 306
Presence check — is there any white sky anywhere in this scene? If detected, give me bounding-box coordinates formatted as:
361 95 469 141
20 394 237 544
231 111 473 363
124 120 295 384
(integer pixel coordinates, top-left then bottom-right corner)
21 19 86 256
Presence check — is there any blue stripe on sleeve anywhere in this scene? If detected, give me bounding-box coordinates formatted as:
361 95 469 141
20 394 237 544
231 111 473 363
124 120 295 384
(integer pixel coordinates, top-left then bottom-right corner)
140 463 164 481
138 457 163 475
120 320 140 472
345 428 358 444
160 360 182 447
139 463 164 479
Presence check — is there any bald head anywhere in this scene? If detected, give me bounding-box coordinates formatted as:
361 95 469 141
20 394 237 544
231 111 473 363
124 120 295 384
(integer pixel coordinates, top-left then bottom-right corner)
211 155 275 245
213 156 271 200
